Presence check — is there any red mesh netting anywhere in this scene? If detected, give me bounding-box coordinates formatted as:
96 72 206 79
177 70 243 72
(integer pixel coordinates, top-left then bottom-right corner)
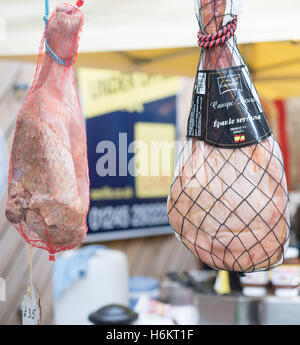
5 3 90 259
167 0 290 272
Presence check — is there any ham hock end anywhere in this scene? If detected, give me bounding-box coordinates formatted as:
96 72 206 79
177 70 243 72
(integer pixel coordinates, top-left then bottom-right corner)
167 139 290 272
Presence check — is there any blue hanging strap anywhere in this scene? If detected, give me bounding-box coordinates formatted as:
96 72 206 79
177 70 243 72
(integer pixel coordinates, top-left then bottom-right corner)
43 0 73 66
43 0 50 24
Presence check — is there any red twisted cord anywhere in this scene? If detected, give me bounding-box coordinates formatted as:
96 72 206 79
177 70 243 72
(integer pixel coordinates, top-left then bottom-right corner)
198 15 238 48
76 0 85 7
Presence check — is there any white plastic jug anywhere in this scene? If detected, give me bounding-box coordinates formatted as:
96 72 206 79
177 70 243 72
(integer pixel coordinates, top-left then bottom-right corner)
54 249 129 325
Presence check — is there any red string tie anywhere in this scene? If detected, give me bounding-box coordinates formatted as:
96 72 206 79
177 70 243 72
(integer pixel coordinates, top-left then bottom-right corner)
76 0 85 8
198 15 238 48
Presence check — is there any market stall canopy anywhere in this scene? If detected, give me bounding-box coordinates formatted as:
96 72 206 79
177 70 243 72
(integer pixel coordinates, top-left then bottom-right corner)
1 0 300 55
1 0 300 98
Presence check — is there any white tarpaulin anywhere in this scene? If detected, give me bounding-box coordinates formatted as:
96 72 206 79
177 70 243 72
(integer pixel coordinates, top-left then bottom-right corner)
1 0 300 56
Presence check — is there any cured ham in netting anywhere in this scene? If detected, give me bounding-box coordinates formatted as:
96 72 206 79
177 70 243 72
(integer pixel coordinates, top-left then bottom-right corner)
167 0 290 272
6 2 89 260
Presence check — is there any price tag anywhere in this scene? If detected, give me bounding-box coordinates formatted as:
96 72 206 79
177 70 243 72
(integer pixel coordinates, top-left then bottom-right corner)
21 286 41 325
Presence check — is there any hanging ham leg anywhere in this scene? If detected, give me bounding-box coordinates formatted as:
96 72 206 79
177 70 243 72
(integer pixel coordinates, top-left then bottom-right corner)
167 0 289 272
6 4 89 252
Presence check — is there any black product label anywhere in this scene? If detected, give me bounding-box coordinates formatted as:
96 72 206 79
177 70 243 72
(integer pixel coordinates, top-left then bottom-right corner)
187 65 272 148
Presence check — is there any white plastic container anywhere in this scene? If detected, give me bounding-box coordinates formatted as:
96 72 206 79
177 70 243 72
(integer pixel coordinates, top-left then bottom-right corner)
240 271 269 297
242 286 267 297
271 247 300 298
54 249 129 325
274 287 299 298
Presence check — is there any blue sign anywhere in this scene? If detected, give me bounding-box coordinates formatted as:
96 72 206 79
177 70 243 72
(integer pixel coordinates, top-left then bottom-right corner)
85 96 177 241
